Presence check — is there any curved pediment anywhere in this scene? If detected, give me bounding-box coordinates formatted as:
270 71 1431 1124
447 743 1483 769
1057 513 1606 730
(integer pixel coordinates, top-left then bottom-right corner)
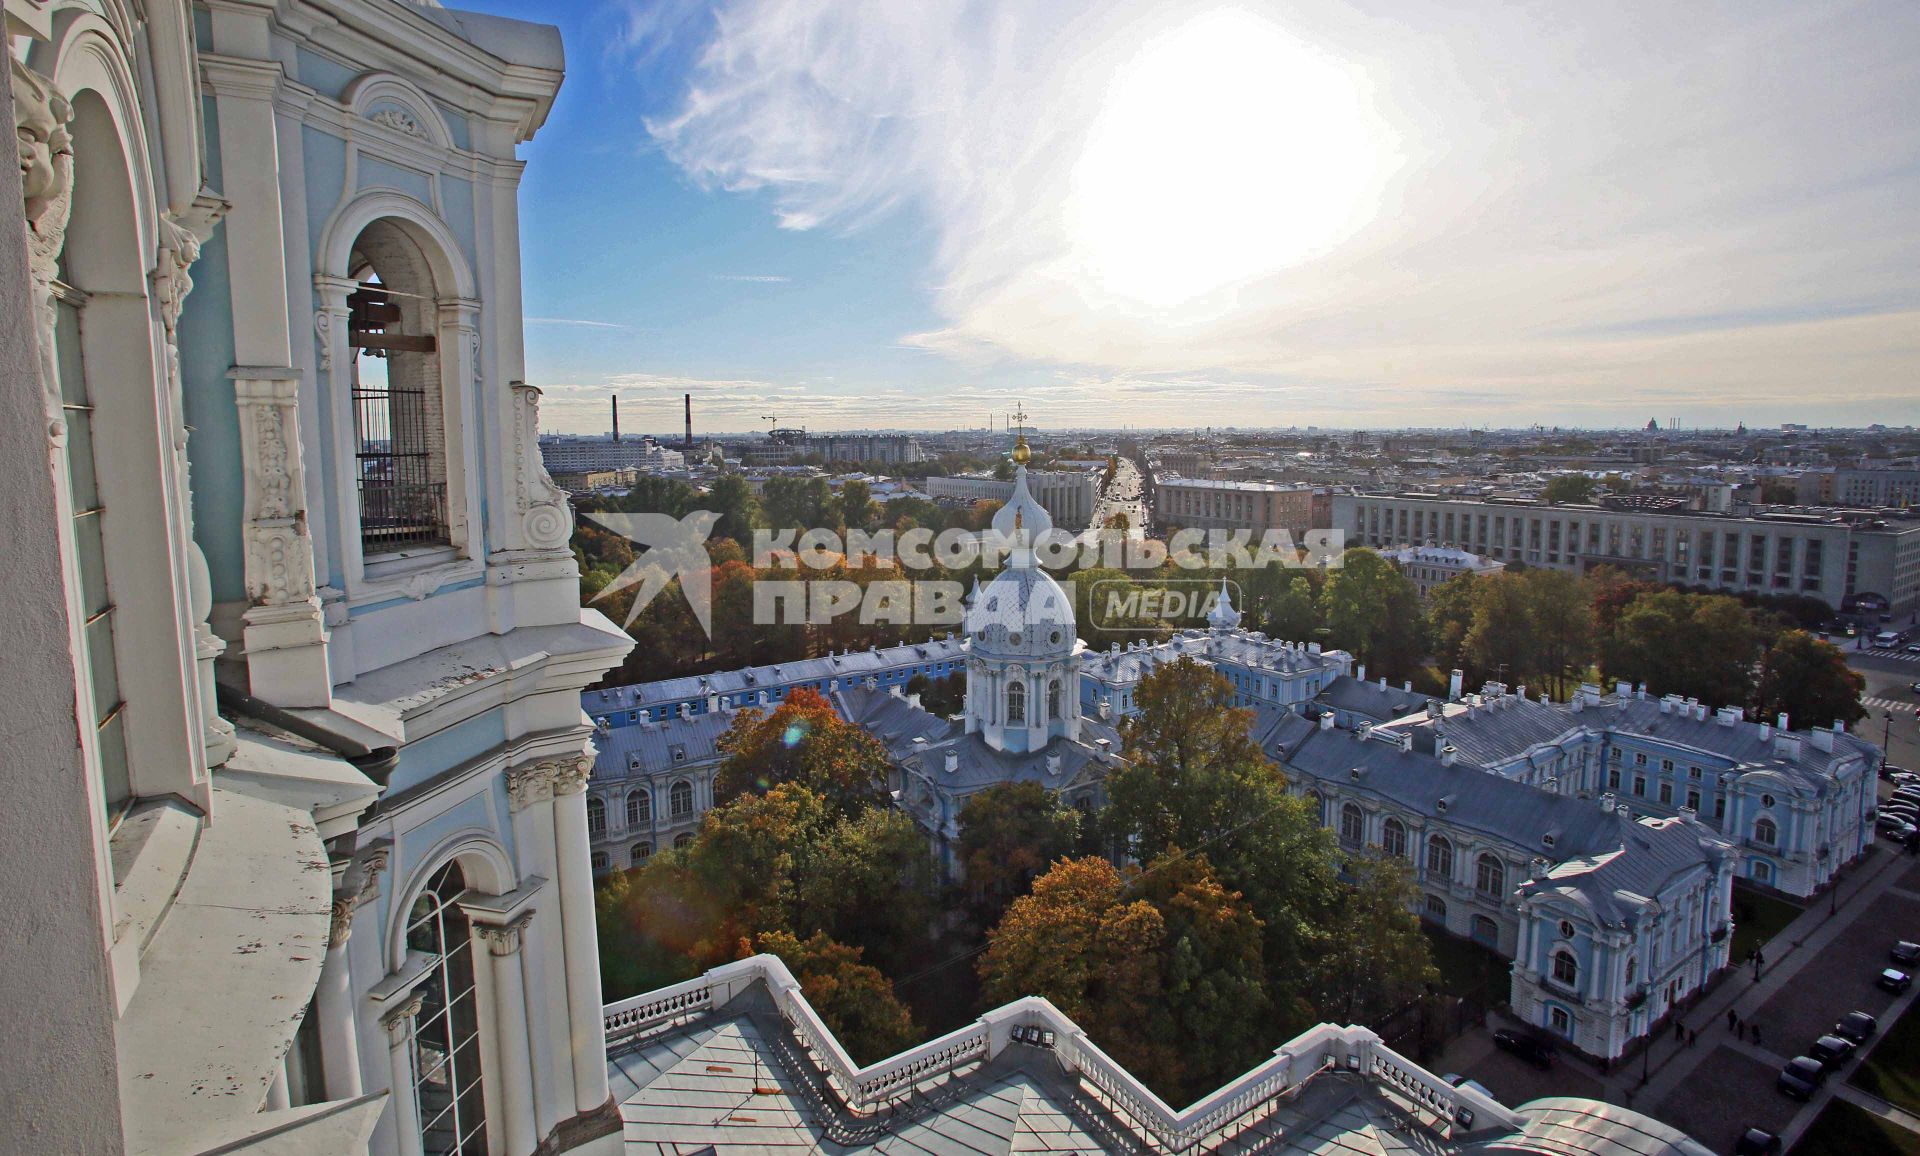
343 71 454 150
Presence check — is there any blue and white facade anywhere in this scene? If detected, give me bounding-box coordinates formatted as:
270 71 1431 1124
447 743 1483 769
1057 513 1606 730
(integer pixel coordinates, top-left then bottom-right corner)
584 636 967 728
1276 711 1739 1061
4 1 634 1151
1374 681 1881 898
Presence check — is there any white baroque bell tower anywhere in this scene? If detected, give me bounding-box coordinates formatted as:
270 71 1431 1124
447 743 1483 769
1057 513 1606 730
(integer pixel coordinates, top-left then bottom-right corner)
964 409 1082 753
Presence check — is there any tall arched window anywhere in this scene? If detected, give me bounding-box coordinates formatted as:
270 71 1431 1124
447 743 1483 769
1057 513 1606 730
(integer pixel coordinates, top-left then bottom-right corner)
1552 949 1579 986
1427 834 1454 878
1625 956 1637 985
344 222 453 555
1476 853 1505 897
1382 818 1408 859
586 796 605 837
1048 679 1061 721
1007 681 1026 724
669 779 694 818
626 788 650 828
1754 817 1777 846
403 861 487 1153
1341 803 1365 844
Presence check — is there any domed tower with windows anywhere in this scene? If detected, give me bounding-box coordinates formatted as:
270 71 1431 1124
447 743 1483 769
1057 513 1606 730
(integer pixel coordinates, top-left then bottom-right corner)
964 418 1083 753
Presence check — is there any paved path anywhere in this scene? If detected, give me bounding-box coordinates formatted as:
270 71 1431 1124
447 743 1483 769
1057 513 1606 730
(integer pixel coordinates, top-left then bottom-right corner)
1614 846 1920 1150
1836 1085 1920 1136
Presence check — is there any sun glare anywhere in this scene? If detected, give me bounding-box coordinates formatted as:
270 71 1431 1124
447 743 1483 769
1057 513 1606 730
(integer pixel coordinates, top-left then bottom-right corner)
1066 8 1393 310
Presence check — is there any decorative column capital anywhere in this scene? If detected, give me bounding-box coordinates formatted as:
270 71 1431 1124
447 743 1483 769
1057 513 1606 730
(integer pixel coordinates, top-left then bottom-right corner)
475 912 535 957
506 761 557 812
381 991 427 1043
506 382 574 555
151 193 230 336
550 755 592 796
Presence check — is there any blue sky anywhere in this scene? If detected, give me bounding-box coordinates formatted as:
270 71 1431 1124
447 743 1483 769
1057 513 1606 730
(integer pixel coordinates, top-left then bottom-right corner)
461 1 1920 435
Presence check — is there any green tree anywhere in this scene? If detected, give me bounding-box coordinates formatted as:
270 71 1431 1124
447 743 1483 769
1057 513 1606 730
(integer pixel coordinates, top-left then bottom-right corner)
1425 571 1480 673
706 473 762 550
837 478 876 531
1606 591 1760 707
957 782 1081 921
1753 630 1867 730
1461 572 1534 686
1306 854 1437 1026
749 931 918 1064
1542 474 1596 505
1320 549 1424 679
1266 573 1321 642
1522 568 1595 700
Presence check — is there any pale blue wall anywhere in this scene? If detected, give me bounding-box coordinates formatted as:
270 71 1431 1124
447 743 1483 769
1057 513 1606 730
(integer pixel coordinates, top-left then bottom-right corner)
180 95 246 604
356 155 433 206
387 709 509 797
294 46 356 102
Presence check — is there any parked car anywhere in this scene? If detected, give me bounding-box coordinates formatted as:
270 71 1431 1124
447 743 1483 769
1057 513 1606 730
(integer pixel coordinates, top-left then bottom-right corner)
1907 644 1920 654
1893 942 1920 966
1879 819 1917 843
1885 763 1915 782
1777 1056 1827 1100
1890 772 1920 786
1879 968 1913 993
1808 1034 1856 1070
1834 1011 1879 1044
1491 1028 1556 1069
1734 1129 1782 1156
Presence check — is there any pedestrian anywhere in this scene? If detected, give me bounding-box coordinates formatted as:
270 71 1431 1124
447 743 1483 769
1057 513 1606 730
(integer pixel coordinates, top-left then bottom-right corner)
1674 1020 1685 1042
1688 1028 1697 1047
1726 1008 1737 1031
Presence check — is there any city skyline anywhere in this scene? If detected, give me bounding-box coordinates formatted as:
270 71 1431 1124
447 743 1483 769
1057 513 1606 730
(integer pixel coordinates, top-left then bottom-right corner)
455 0 1920 434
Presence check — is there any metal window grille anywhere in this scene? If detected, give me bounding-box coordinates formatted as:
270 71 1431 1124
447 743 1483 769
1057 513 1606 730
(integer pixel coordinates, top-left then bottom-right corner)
405 862 487 1155
350 284 446 553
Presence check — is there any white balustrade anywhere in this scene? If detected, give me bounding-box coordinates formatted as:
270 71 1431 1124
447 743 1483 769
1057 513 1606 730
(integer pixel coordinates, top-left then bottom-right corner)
601 955 1523 1150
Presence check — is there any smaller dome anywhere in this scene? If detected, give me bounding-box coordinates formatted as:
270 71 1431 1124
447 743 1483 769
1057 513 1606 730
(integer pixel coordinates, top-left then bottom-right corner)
991 464 1053 554
1206 578 1242 631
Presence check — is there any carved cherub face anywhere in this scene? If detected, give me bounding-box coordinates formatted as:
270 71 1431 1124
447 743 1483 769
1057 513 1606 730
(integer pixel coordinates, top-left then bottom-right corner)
12 59 73 225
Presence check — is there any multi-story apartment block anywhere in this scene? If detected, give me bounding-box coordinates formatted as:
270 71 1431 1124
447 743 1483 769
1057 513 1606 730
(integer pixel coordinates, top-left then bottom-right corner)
924 469 1100 529
538 434 684 475
1156 477 1314 536
1334 492 1920 612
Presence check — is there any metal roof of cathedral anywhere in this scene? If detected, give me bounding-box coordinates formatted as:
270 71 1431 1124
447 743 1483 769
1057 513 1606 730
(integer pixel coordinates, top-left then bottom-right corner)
584 637 968 716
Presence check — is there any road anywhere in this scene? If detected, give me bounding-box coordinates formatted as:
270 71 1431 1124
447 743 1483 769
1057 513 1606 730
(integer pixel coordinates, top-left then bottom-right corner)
1084 455 1151 540
1841 643 1920 772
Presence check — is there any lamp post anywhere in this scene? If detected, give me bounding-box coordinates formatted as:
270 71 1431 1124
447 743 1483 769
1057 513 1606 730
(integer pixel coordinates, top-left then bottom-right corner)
1886 710 1895 752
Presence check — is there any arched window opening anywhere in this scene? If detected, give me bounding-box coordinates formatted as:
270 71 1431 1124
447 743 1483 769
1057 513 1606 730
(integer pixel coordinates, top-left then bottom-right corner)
1007 681 1026 724
1382 818 1408 859
403 861 487 1153
1754 817 1777 846
1341 803 1365 845
346 220 451 555
673 832 694 849
669 779 694 818
1471 915 1499 946
630 842 652 867
1476 853 1505 897
1047 679 1061 721
1427 835 1454 878
586 796 605 837
1552 949 1579 986
1424 895 1448 922
627 788 650 828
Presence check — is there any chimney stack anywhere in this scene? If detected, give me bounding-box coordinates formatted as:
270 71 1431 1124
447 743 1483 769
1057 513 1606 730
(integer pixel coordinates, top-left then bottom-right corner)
611 394 620 443
684 393 693 454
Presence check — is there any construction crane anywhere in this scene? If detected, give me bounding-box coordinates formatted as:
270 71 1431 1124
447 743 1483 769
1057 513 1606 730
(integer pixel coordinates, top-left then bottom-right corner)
760 414 779 433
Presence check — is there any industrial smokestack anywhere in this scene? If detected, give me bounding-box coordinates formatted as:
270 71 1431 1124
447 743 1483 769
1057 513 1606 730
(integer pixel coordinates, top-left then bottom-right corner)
684 393 693 454
611 395 620 443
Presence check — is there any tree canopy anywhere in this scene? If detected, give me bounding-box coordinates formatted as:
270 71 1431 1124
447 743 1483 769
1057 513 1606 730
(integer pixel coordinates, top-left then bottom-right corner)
714 688 894 817
1753 630 1867 730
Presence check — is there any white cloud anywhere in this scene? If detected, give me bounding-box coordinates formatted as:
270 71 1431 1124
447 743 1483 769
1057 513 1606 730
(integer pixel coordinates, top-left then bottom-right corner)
636 0 1920 419
708 274 791 283
526 317 632 330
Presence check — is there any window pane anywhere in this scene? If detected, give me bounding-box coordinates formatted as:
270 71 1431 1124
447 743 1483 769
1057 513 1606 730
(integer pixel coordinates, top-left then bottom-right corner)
73 511 110 616
96 708 130 820
65 405 101 513
85 612 121 722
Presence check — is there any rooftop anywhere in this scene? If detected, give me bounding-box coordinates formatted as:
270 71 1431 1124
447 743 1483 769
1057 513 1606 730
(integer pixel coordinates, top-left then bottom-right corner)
601 955 1714 1155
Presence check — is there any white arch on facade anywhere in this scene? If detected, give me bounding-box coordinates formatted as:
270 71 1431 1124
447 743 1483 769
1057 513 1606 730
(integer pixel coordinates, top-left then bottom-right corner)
384 829 517 973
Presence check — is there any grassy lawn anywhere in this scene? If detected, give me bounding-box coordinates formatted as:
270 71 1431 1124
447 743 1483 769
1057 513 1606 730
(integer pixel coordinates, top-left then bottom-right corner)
1852 995 1920 1115
1730 885 1805 966
1790 1099 1920 1156
1424 926 1511 1008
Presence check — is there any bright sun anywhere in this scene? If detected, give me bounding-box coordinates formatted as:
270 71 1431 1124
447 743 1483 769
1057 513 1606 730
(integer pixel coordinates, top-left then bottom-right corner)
1066 8 1393 310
